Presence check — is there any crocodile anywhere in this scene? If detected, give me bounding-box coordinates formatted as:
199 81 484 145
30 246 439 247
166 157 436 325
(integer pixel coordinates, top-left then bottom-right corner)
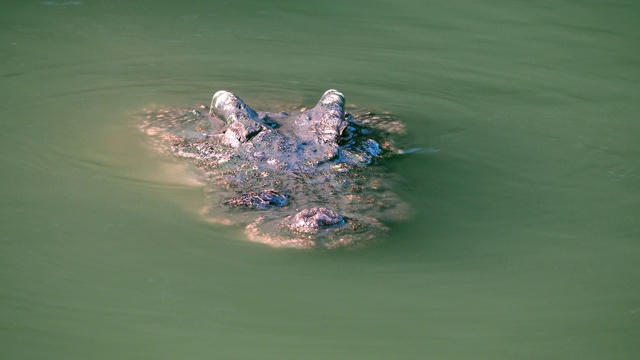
140 89 410 248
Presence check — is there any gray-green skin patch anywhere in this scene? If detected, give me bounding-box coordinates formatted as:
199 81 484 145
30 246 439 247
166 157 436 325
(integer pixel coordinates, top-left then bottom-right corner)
140 90 409 248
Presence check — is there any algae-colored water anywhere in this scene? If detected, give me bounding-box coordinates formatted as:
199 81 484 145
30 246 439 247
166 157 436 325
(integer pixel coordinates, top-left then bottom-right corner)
1 1 639 359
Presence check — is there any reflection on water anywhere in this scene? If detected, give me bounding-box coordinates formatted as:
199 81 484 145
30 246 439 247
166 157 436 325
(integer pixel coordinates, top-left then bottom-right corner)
1 0 639 359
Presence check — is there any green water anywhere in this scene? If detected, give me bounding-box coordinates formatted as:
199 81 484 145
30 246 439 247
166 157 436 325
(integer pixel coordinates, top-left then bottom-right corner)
1 0 639 358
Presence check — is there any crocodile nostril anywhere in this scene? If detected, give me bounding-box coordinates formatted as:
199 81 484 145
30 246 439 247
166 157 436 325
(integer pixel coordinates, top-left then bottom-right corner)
289 207 345 234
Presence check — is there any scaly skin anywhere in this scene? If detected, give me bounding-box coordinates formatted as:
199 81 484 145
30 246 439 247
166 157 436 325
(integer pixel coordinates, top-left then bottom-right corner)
140 90 409 248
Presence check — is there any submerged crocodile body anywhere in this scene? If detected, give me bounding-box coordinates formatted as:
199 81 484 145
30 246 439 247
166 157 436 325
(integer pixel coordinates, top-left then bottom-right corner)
140 90 409 248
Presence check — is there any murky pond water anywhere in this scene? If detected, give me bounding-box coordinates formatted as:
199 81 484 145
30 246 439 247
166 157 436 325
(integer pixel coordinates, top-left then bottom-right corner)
1 1 639 358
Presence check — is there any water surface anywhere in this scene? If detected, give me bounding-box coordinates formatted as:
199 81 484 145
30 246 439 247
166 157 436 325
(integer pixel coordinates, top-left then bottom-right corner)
1 0 639 359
